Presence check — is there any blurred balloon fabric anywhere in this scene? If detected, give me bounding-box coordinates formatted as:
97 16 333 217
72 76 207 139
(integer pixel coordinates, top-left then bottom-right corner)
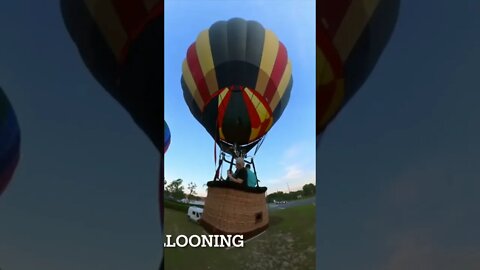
0 88 20 197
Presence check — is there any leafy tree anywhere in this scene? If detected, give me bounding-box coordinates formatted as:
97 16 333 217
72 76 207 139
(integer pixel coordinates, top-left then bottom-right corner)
164 179 171 198
266 191 285 203
166 179 185 200
187 182 197 201
302 183 316 196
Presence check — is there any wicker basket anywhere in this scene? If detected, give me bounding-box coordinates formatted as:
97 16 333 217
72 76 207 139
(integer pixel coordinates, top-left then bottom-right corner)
200 185 269 239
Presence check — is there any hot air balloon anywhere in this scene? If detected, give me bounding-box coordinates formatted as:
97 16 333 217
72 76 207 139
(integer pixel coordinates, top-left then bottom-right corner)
164 121 170 154
181 18 293 238
316 0 400 139
60 1 165 269
0 87 20 197
182 18 292 159
162 120 170 226
60 0 164 151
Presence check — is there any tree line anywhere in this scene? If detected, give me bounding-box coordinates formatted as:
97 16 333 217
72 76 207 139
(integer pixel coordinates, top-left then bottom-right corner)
266 183 316 203
164 178 316 203
164 179 200 201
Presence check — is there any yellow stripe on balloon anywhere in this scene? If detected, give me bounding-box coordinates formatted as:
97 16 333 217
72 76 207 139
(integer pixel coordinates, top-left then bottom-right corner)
317 45 334 86
249 127 261 142
245 88 261 111
244 87 255 101
319 79 345 127
85 0 127 61
217 88 228 106
255 30 279 95
245 87 269 122
182 60 204 110
219 127 225 140
217 88 229 141
252 97 262 111
333 0 380 61
256 101 269 122
244 87 269 141
196 30 219 95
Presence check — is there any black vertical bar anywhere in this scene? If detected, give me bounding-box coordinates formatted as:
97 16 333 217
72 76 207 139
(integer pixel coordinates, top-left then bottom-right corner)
229 155 234 171
251 158 259 187
214 156 223 181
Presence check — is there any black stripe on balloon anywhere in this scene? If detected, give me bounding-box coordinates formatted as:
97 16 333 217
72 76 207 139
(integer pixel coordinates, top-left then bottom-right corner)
227 18 248 89
118 17 164 152
201 97 220 141
0 132 19 180
209 20 229 80
246 20 265 77
209 18 265 90
343 0 400 102
213 61 260 90
0 108 20 153
181 78 203 126
60 0 119 99
0 88 9 119
226 18 248 62
221 89 252 145
272 76 293 126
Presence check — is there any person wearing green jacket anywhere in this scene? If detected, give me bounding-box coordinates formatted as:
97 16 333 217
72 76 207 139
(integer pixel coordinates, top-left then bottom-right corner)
245 164 258 188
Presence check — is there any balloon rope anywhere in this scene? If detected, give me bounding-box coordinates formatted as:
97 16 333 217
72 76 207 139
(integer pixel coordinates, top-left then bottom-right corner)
214 140 217 166
213 117 220 179
253 135 266 157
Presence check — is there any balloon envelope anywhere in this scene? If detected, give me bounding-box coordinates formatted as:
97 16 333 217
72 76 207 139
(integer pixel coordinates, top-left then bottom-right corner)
164 121 170 154
60 0 164 152
0 88 20 196
181 18 293 156
61 4 165 268
316 0 400 136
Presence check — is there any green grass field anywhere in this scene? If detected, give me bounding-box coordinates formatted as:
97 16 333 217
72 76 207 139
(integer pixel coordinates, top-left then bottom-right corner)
164 204 316 270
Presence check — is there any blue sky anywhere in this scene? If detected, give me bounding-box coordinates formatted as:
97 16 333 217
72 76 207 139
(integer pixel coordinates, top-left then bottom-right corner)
164 0 316 197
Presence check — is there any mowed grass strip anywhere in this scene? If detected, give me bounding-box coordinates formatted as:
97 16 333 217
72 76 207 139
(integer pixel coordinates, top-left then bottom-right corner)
164 204 316 270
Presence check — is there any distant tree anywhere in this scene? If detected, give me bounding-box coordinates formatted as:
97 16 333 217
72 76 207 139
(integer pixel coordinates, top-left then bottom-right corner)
266 185 316 203
266 191 286 203
187 182 197 201
166 179 185 200
163 179 170 198
302 183 316 196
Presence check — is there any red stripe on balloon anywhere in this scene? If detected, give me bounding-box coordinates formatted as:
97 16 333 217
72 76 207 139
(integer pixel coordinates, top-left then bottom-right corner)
250 88 273 115
117 1 163 65
264 42 288 103
316 22 345 135
242 90 261 129
317 23 344 78
217 91 232 130
251 88 273 139
187 44 211 107
257 117 271 139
